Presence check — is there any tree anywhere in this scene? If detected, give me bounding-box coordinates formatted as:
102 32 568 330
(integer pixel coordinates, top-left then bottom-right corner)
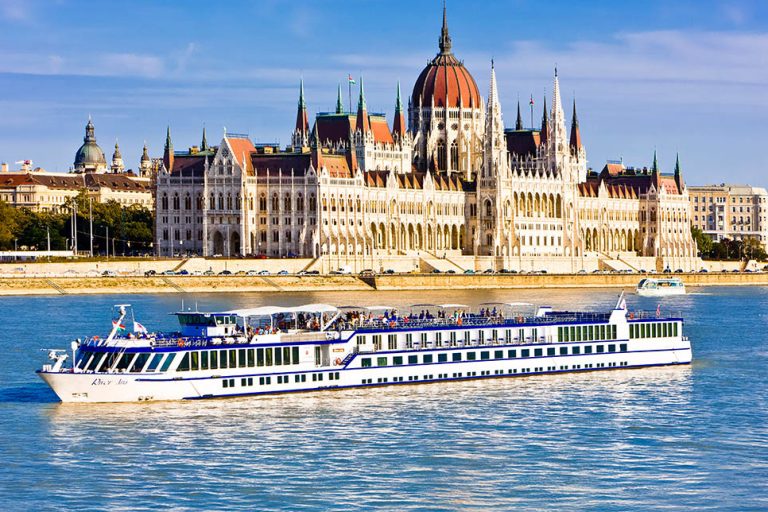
0 201 20 249
691 225 713 258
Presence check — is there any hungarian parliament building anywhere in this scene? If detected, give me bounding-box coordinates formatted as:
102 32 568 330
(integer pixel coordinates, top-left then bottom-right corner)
155 9 697 272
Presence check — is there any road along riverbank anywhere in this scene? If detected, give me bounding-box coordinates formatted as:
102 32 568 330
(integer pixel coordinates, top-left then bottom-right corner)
1 272 767 296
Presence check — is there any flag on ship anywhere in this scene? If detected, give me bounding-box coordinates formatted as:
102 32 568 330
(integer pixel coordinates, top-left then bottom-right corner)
112 319 126 331
656 304 661 317
616 291 627 310
133 321 148 334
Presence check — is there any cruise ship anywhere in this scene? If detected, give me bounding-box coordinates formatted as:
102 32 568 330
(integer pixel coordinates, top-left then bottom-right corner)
38 297 692 403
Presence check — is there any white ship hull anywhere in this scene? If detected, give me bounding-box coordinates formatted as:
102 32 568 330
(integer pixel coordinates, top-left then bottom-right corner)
39 338 692 403
636 288 686 297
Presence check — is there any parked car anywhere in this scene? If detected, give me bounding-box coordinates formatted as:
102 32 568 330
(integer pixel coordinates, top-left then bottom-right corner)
258 270 270 275
219 270 232 275
383 269 396 274
177 269 189 276
445 269 456 274
698 268 709 273
161 270 175 275
144 270 157 277
306 270 320 275
464 269 475 274
674 269 684 273
101 270 116 277
483 269 494 274
203 269 215 276
246 270 259 276
277 270 289 275
255 254 268 259
359 269 375 276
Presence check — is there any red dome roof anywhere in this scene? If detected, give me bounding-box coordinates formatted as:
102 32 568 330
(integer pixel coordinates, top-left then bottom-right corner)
411 7 481 110
412 54 481 109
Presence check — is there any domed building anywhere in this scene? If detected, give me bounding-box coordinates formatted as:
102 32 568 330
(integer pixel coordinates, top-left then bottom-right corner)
73 118 107 173
410 5 484 178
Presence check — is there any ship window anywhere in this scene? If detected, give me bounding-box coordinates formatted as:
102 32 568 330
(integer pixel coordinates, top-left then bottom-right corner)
405 333 413 348
129 353 150 372
229 350 237 368
570 326 576 341
478 331 485 343
464 331 471 343
85 353 103 372
584 346 593 354
572 346 580 355
423 354 433 364
608 344 616 353
145 354 162 372
223 379 229 388
611 325 617 339
494 350 503 359
275 348 283 365
452 353 462 361
534 348 543 357
393 356 403 366
596 345 605 353
265 348 273 366
560 347 567 355
663 323 669 337
467 352 476 361
521 349 530 358
601 325 606 340
582 326 588 341
361 358 372 367
190 351 200 371
481 351 490 360
358 335 366 346
210 351 218 370
388 334 397 349
246 349 255 367
377 357 387 366
438 353 448 363
505 329 511 342
408 355 418 364
236 349 245 368
283 347 291 365
292 347 299 364
673 323 678 336
574 327 581 342
177 352 190 372
200 351 209 370
507 350 516 358
588 326 594 340
257 348 264 367
547 348 555 356
420 333 427 344
620 343 628 352
159 354 174 372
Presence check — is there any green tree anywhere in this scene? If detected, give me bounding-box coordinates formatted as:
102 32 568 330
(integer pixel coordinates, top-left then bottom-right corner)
691 225 713 258
0 200 20 249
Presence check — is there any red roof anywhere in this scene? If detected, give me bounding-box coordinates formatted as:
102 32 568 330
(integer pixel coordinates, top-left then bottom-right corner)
370 116 394 144
412 52 481 109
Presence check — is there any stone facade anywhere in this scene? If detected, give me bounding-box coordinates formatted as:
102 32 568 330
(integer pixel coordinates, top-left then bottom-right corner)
155 8 698 270
689 184 768 250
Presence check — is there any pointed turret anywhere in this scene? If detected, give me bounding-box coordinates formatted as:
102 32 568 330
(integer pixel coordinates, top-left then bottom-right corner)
540 96 549 145
335 83 344 114
311 123 323 170
111 140 124 173
293 79 309 147
569 98 581 150
674 152 685 192
550 68 567 151
439 0 452 55
139 142 151 177
515 99 524 130
163 126 174 171
393 81 407 138
484 61 505 176
652 149 659 173
356 76 370 134
201 126 208 151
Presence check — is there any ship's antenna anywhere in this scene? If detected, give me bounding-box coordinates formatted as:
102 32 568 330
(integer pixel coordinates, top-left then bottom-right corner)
181 299 184 312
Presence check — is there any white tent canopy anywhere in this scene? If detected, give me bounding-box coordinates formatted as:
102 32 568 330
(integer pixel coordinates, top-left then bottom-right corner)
227 303 338 318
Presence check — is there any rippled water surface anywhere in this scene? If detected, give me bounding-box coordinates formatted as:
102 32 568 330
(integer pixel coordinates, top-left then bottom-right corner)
1 287 767 511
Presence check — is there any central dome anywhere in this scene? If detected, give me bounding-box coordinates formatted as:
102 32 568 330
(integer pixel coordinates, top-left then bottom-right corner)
74 118 107 172
411 7 481 110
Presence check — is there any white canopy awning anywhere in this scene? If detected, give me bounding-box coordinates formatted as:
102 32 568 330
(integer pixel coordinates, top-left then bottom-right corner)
439 304 469 309
227 303 338 317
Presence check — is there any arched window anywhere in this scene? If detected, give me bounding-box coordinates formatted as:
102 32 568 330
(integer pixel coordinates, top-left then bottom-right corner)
210 194 215 209
309 194 317 211
450 141 458 170
236 194 241 209
271 193 279 211
218 193 224 210
485 199 493 218
184 194 191 210
226 194 232 210
196 194 203 210
297 193 304 211
437 140 446 171
259 194 267 211
284 194 291 212
161 193 168 210
173 193 180 210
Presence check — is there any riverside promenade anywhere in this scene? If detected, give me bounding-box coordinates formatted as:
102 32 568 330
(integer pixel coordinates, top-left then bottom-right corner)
1 271 767 296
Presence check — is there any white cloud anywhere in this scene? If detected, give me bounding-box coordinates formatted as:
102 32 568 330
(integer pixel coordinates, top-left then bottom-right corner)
0 0 30 21
0 51 165 78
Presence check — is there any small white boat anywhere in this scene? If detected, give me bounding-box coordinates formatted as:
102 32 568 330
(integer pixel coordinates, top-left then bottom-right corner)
636 277 686 297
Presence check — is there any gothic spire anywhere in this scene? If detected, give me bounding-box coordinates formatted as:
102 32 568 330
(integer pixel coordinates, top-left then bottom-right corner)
335 83 344 114
393 81 406 138
439 0 452 55
674 152 685 191
569 98 581 150
515 99 523 130
163 125 173 171
652 149 659 173
540 95 549 145
295 79 309 139
356 76 370 134
201 126 208 151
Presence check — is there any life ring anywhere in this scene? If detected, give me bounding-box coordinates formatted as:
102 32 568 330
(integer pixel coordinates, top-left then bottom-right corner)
334 357 342 365
177 339 185 348
629 312 634 319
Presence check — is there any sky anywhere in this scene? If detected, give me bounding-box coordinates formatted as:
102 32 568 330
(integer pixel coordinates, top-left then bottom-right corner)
0 0 766 185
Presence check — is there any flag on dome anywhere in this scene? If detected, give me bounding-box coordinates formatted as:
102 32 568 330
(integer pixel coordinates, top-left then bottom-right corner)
348 75 356 85
529 95 534 106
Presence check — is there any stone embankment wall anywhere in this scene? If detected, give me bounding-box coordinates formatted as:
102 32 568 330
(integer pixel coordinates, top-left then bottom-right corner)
2 272 768 296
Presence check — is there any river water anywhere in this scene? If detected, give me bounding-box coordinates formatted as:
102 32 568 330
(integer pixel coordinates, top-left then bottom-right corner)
1 287 767 511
